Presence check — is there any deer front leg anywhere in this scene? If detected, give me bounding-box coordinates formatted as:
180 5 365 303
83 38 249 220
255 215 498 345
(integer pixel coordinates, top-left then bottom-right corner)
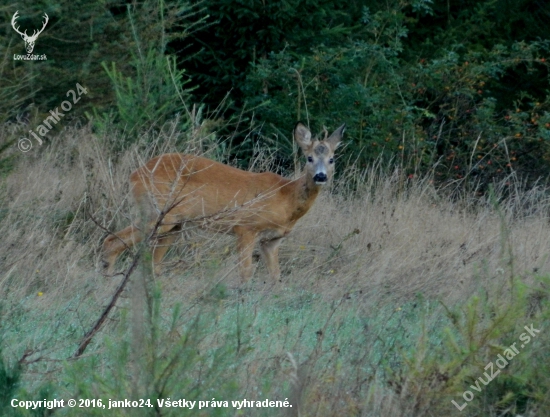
260 237 283 282
152 226 180 275
235 227 257 283
102 224 141 275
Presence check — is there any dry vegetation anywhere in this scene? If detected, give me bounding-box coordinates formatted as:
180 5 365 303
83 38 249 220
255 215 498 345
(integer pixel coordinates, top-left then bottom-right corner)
0 125 549 416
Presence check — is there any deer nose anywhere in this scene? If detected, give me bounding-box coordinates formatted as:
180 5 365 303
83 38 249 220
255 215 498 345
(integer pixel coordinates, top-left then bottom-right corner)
313 172 327 183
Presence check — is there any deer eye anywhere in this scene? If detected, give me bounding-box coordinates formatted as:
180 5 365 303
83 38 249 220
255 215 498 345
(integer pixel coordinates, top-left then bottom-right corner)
307 156 313 163
329 158 334 164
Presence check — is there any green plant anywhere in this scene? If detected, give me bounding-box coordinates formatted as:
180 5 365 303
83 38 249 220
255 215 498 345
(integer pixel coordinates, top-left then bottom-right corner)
90 1 207 150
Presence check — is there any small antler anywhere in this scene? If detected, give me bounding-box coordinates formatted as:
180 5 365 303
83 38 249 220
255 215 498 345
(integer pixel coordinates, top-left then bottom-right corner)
322 126 329 141
11 11 26 37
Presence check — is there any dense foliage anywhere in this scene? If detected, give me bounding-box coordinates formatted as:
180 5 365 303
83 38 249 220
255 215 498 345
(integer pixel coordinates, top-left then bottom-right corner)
2 0 550 184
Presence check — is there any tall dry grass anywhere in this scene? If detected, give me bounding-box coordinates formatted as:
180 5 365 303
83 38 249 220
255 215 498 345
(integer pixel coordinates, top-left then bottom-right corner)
0 125 549 416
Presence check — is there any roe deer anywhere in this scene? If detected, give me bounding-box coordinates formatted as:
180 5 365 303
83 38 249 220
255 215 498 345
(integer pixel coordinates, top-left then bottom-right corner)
102 122 345 282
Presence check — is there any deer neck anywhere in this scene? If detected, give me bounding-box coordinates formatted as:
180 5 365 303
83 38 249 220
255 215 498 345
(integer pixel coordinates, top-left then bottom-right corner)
287 172 321 222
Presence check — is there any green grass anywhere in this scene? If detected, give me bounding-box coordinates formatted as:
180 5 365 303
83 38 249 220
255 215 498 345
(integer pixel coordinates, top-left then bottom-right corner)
2 275 547 416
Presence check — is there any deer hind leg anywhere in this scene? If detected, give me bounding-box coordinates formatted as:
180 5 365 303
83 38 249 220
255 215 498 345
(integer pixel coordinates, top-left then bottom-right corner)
102 224 142 275
102 218 178 275
235 227 258 283
260 237 283 282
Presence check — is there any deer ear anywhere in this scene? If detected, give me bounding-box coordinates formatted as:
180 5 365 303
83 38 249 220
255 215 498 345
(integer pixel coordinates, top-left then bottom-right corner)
294 122 312 151
326 123 345 150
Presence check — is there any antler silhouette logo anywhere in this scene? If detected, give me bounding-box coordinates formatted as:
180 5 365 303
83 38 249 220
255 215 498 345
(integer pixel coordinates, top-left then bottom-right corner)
11 11 49 54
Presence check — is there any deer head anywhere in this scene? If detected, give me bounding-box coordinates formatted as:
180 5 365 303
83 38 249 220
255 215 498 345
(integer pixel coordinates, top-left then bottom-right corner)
294 122 345 185
12 11 49 54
